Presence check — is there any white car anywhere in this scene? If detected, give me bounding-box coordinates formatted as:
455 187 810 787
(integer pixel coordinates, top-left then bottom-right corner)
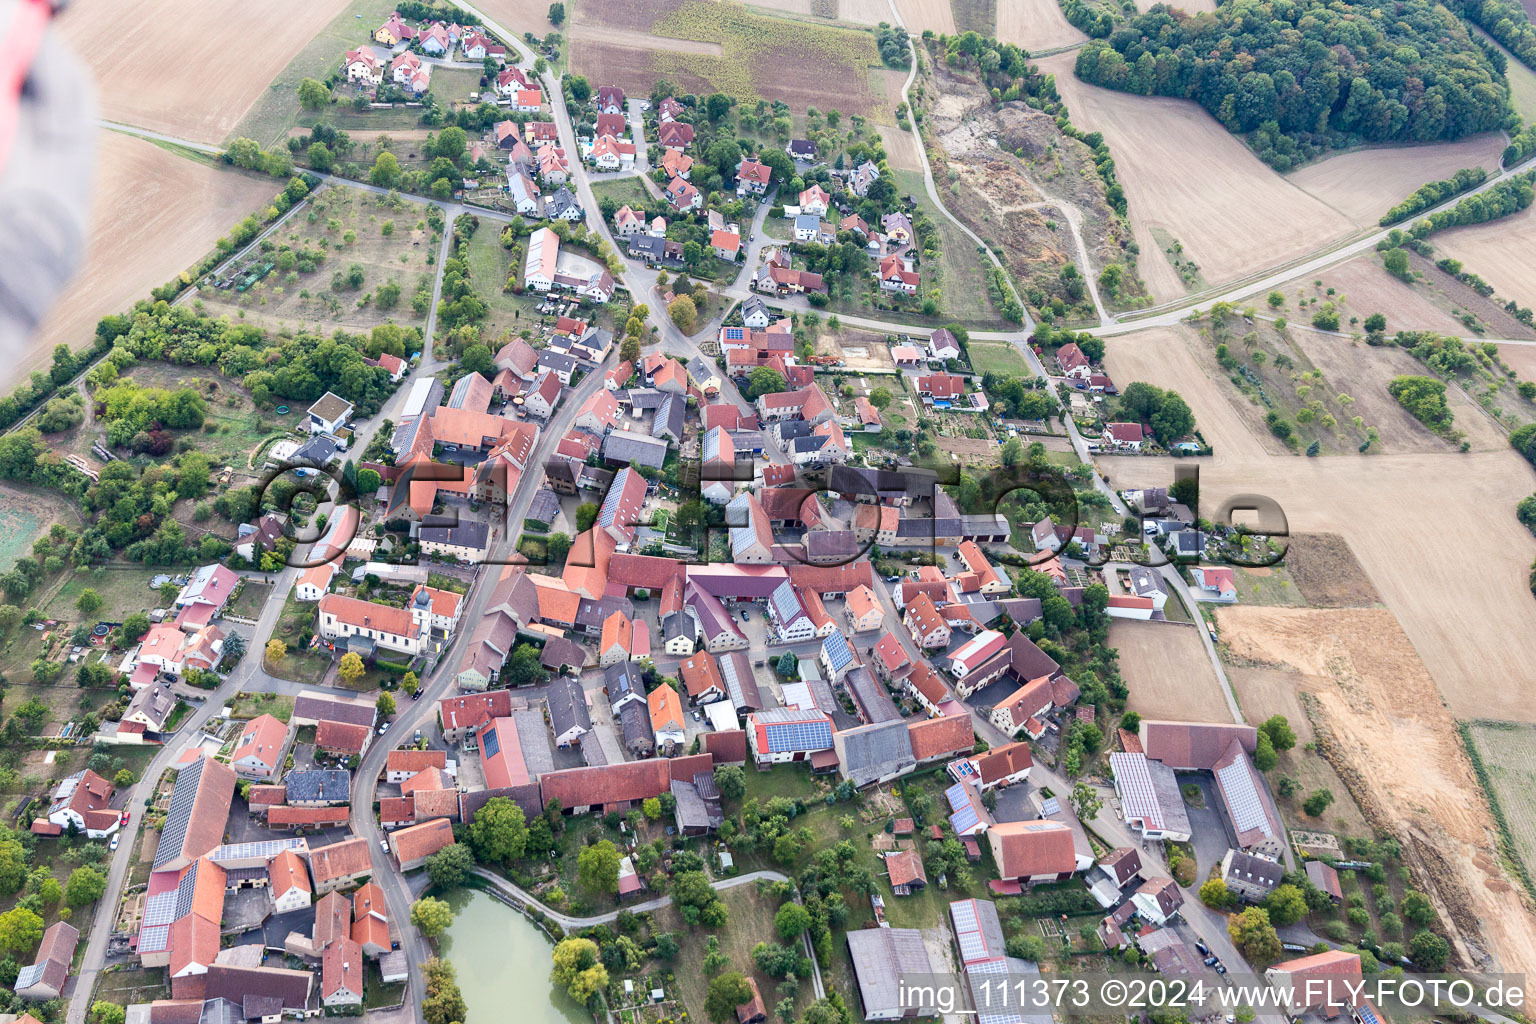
380 839 390 854
110 833 120 851
378 722 390 735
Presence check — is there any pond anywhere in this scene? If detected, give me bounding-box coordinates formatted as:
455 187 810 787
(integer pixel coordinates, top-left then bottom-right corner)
441 889 591 1024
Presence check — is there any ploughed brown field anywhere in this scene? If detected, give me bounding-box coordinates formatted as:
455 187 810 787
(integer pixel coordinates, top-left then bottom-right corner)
1111 620 1229 721
7 132 279 395
1433 203 1536 311
58 0 352 145
1284 134 1507 227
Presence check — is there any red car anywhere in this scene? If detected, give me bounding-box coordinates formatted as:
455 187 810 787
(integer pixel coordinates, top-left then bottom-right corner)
120 810 130 826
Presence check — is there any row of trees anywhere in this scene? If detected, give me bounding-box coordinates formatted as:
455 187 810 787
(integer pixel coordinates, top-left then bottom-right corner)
1074 0 1510 169
1408 171 1536 237
1379 166 1488 225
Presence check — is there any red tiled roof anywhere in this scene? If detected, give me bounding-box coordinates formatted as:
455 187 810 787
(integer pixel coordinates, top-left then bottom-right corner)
988 820 1077 879
390 817 456 864
387 749 447 774
316 719 369 755
908 715 974 762
703 730 747 764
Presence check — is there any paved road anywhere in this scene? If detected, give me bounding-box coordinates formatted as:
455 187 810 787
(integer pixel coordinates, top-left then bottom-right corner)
469 866 791 926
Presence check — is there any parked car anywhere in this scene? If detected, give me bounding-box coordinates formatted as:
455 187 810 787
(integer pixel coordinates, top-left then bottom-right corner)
120 809 130 826
411 689 422 700
380 839 390 853
110 833 120 851
1195 941 1210 956
691 710 701 721
378 722 390 735
1203 957 1218 966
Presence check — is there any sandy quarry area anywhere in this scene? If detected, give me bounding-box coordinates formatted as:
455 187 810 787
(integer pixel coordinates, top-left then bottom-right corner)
58 0 352 145
1216 606 1536 978
7 133 278 395
1101 325 1536 723
1041 54 1356 302
1285 134 1508 227
1433 203 1536 311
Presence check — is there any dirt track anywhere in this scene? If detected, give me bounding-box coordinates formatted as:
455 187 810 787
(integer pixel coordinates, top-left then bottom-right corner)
59 0 352 145
1216 606 1536 978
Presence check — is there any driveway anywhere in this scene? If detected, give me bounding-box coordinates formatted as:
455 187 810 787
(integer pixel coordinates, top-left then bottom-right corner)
1181 774 1233 880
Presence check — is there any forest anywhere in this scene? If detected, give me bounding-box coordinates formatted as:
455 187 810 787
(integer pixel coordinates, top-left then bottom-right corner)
1073 0 1511 169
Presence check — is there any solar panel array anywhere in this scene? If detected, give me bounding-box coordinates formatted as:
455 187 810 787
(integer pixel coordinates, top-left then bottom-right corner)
1108 752 1162 830
15 964 46 989
946 782 982 833
138 924 170 954
1215 757 1272 837
208 838 303 864
966 958 1024 1024
154 757 205 868
823 630 852 671
768 581 803 624
762 714 833 753
482 724 502 759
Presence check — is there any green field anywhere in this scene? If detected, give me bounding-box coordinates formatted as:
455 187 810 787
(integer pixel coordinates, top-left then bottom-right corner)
463 226 544 345
892 169 1003 327
0 506 39 573
951 0 998 34
966 340 1030 376
591 176 656 214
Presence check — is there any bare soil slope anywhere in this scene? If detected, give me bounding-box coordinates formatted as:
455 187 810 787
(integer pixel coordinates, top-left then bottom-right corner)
7 133 278 394
59 0 352 145
1216 606 1536 977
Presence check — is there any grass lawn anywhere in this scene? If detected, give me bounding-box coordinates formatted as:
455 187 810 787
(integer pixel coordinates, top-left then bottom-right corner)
268 648 332 687
892 169 1003 327
650 883 814 1020
365 959 408 1010
166 700 193 732
43 564 164 622
1233 565 1307 606
230 692 296 722
92 966 171 1007
591 177 655 213
966 340 1030 376
227 580 274 620
463 225 545 345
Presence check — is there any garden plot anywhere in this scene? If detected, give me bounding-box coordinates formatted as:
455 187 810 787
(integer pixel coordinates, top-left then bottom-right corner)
197 185 434 333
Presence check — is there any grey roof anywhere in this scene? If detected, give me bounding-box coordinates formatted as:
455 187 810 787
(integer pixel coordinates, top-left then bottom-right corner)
846 928 935 1016
604 661 644 704
199 999 241 1024
292 693 376 728
729 430 766 453
776 419 812 441
741 296 769 319
829 465 936 502
546 676 591 736
718 652 762 711
806 530 860 560
546 187 582 218
603 429 668 468
662 610 696 645
687 356 715 383
200 965 313 1012
620 701 653 750
126 682 177 731
511 708 555 776
671 773 724 831
655 392 685 440
419 519 489 550
844 665 900 723
526 489 561 526
1223 849 1284 889
284 770 350 804
832 719 915 788
540 636 586 673
576 594 635 631
538 350 580 375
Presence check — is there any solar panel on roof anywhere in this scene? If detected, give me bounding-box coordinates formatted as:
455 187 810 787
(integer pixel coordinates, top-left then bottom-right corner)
1356 1005 1380 1024
209 838 303 863
154 757 204 868
483 725 501 758
1039 796 1060 816
1216 759 1271 836
142 891 178 927
138 924 170 953
15 964 45 988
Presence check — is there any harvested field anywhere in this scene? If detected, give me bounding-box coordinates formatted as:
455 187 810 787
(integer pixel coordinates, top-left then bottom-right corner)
1286 325 1511 452
1226 667 1374 836
879 123 924 172
1042 54 1355 295
59 0 353 145
1285 134 1506 227
1280 533 1380 608
8 133 278 395
1434 204 1536 311
1265 255 1472 338
1497 343 1536 383
198 184 434 333
895 0 956 34
475 0 566 37
1463 722 1536 887
572 0 887 117
1214 605 1536 976
1098 332 1536 725
995 0 1084 52
1111 620 1229 721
